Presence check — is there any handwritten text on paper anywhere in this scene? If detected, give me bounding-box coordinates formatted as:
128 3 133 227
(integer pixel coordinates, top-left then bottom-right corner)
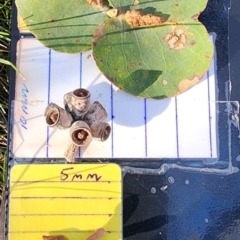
20 83 28 130
61 167 102 182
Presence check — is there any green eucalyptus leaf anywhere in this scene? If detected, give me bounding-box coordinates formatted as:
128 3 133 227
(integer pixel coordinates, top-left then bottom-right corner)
108 0 208 22
16 0 108 53
92 17 213 99
16 0 214 99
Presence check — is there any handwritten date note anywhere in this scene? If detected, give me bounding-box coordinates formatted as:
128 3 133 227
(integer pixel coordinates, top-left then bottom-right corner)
9 164 122 240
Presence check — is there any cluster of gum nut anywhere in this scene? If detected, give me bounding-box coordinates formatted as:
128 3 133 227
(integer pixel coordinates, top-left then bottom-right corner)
44 88 111 162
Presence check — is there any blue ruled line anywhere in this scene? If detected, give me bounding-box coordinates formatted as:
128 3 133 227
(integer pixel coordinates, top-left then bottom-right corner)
78 53 83 158
46 49 51 158
144 98 147 157
207 71 213 157
175 97 179 158
80 53 82 88
111 84 114 158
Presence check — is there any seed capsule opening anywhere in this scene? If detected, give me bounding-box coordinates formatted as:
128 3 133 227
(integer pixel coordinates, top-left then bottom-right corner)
70 121 92 146
73 88 90 99
46 108 59 126
101 124 111 141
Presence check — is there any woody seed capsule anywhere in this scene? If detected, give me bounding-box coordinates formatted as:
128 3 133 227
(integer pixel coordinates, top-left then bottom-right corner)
64 88 91 120
69 120 92 146
86 120 111 142
45 102 73 130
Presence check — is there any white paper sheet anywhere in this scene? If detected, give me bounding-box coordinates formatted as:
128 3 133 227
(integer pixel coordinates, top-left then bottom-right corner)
13 37 217 159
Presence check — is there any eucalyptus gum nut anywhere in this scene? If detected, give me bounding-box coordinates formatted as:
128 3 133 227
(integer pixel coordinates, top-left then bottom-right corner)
64 88 91 120
72 88 91 111
44 102 59 116
83 101 108 122
45 103 73 130
86 120 111 141
70 120 92 146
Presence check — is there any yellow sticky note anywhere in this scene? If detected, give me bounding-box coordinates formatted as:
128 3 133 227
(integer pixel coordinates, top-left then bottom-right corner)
9 164 122 240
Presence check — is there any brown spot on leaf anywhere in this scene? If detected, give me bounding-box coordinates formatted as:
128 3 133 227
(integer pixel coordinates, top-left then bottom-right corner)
124 10 165 28
190 40 196 46
177 76 202 94
205 55 210 58
117 84 123 90
130 62 136 67
105 74 115 84
165 29 187 50
191 14 199 20
139 63 142 66
175 3 179 6
93 23 105 46
76 39 80 42
50 19 55 22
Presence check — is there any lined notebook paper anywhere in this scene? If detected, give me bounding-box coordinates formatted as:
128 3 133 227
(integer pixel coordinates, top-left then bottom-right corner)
12 36 217 159
9 164 122 240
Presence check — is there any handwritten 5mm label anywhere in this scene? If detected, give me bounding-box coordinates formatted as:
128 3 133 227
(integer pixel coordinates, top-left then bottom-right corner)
61 167 102 182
